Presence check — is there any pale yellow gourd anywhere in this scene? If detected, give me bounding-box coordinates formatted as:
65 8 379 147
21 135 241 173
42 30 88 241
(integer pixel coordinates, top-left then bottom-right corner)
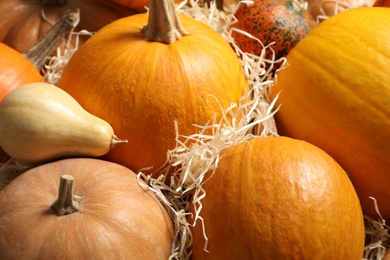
0 82 127 165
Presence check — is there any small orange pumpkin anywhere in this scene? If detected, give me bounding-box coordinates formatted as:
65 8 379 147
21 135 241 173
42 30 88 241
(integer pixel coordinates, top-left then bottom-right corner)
0 42 43 100
190 137 365 259
0 158 174 259
58 0 248 178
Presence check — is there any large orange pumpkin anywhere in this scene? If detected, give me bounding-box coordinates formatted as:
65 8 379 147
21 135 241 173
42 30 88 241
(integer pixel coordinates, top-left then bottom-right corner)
269 7 390 220
190 137 365 259
0 0 138 54
58 0 248 178
0 158 174 259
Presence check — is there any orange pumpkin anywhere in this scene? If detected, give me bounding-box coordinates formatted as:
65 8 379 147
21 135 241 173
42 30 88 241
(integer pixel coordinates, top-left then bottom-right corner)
58 0 248 178
0 0 138 54
269 8 390 220
231 0 316 73
0 158 174 259
0 43 43 101
190 137 365 259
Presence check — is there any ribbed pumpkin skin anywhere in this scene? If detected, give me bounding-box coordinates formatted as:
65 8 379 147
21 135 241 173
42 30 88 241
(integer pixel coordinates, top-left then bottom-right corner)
231 0 316 71
0 158 174 259
58 14 248 176
269 7 390 220
190 137 365 259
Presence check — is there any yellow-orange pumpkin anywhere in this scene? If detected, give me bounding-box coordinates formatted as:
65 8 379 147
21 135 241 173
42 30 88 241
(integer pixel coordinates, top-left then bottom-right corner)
269 7 390 220
0 158 174 259
190 137 365 259
58 0 248 178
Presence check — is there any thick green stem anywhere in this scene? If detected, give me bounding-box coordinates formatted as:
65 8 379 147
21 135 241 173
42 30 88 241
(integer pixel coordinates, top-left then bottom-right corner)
141 0 188 44
51 175 83 216
23 9 80 71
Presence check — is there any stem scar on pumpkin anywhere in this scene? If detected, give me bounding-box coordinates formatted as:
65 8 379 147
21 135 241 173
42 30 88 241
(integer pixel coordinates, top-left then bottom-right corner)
51 174 83 216
141 0 188 43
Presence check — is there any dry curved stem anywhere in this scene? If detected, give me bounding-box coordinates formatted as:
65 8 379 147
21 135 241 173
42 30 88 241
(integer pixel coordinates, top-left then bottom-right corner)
51 174 83 216
141 0 188 44
23 9 80 71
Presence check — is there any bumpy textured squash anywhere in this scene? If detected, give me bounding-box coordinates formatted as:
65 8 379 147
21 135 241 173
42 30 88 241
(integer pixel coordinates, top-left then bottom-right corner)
58 0 248 178
0 158 174 259
190 137 365 259
269 7 390 220
231 0 316 72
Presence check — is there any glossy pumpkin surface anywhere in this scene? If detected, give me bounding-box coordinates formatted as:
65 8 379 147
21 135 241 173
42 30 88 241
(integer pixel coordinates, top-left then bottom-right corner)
58 14 248 177
231 0 316 72
190 137 365 259
0 158 174 259
0 0 137 54
269 7 390 220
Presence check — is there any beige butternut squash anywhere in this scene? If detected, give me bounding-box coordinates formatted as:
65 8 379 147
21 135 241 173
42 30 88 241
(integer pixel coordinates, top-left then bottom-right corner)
0 82 127 165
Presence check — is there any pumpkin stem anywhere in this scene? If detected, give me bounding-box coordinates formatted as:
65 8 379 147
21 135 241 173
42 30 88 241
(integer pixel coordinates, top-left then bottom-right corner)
141 0 188 44
110 135 129 149
23 9 80 71
51 174 83 216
